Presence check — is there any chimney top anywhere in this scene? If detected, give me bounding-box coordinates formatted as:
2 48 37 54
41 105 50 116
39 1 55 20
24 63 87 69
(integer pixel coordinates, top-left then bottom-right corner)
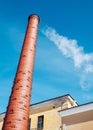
28 14 40 23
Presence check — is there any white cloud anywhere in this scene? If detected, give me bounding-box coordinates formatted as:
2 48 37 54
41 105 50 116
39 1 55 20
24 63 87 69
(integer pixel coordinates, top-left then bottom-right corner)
42 26 93 90
80 72 93 90
85 64 93 73
42 27 93 69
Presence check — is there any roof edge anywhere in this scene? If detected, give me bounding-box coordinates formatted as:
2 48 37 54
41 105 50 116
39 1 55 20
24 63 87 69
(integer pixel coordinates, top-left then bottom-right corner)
30 94 76 107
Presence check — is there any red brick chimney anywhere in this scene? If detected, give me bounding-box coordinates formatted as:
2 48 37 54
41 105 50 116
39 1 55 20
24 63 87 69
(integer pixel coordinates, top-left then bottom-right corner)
2 14 40 130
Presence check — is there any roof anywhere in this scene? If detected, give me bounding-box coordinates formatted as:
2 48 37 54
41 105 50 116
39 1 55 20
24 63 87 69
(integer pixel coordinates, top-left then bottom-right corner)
59 102 93 116
29 94 77 114
30 94 78 107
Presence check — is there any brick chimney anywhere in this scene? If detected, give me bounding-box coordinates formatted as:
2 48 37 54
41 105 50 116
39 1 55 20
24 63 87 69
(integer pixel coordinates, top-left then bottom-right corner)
2 14 40 130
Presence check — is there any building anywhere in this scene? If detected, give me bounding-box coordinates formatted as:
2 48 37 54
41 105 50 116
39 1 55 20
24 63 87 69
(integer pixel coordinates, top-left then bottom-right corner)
59 102 93 130
1 94 93 130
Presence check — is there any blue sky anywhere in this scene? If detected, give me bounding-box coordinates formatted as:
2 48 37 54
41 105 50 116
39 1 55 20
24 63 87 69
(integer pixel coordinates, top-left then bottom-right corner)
0 0 93 113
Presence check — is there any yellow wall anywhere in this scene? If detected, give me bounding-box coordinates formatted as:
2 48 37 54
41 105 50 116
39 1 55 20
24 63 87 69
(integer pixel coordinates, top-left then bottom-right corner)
0 122 3 130
29 107 61 130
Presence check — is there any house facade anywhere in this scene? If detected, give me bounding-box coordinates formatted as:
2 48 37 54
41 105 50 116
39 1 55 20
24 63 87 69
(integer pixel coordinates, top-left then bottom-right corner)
0 94 93 130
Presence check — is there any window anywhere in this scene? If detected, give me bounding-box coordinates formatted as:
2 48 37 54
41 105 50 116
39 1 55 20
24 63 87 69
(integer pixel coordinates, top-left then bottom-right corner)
37 115 44 130
28 118 31 130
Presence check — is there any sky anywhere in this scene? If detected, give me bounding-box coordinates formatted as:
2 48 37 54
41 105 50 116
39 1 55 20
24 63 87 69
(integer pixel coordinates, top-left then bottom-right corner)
0 0 93 113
